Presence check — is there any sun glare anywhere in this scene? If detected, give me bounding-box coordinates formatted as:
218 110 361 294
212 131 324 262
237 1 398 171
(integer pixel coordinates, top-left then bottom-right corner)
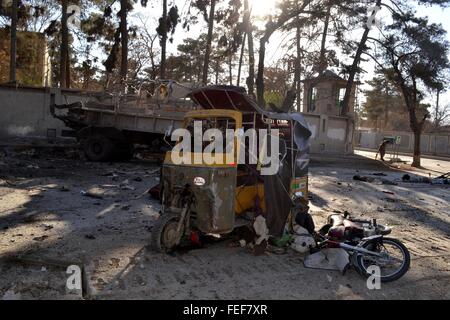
248 0 277 17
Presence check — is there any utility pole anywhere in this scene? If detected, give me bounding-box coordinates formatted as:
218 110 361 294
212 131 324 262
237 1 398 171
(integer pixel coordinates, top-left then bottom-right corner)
9 0 18 83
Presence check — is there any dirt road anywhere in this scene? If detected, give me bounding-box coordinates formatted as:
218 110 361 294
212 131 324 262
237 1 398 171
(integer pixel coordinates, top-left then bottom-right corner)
1 147 449 299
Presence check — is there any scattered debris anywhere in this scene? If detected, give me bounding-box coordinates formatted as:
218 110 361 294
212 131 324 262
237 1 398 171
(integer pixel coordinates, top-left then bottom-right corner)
85 234 96 240
402 174 432 183
353 175 374 183
353 175 397 185
80 190 103 199
32 235 49 242
119 179 135 191
253 216 269 246
40 224 54 231
2 289 21 300
304 248 349 273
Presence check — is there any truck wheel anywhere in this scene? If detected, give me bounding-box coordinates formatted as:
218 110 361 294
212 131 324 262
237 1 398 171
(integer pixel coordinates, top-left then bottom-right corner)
151 213 183 253
83 135 115 162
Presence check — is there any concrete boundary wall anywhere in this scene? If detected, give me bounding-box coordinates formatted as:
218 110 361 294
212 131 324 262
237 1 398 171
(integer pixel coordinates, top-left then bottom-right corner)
355 130 450 157
0 85 354 154
303 113 354 154
0 85 94 139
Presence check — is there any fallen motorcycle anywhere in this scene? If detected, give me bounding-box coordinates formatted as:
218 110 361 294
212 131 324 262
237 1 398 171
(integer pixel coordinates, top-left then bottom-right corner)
317 213 410 282
294 195 410 283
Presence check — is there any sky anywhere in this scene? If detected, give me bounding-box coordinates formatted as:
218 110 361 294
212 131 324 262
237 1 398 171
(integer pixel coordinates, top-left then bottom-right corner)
131 1 450 109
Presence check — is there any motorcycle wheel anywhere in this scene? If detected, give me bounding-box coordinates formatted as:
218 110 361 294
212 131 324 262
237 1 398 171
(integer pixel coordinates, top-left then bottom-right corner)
150 213 184 253
356 237 410 283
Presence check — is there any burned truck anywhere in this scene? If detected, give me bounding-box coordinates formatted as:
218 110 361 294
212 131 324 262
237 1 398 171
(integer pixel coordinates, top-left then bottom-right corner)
51 81 197 161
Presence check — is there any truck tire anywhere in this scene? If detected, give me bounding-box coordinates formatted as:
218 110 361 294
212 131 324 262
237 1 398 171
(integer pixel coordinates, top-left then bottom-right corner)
83 135 115 162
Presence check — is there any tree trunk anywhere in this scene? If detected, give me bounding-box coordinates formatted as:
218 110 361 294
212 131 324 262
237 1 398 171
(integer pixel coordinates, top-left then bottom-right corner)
244 0 255 96
256 41 267 106
318 2 331 75
9 0 18 83
66 49 70 88
256 0 313 106
412 130 421 168
215 58 219 85
384 81 389 129
60 0 69 88
202 0 216 84
294 12 302 111
228 52 233 85
434 89 440 128
119 0 128 86
160 0 167 79
237 32 247 87
341 0 381 115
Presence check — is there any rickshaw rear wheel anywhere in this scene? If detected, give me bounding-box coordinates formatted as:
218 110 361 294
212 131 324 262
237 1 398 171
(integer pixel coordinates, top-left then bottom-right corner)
151 213 184 253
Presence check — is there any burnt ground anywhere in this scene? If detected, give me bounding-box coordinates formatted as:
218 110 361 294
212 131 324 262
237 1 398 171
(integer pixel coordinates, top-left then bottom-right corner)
0 145 449 300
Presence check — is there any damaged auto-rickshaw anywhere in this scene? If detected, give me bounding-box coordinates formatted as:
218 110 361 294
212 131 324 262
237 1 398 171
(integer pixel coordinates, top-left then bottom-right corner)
150 86 312 252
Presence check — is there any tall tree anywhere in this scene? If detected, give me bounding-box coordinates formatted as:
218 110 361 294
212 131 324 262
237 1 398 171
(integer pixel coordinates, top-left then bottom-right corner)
60 0 69 88
157 1 179 79
369 11 450 167
256 0 313 106
9 0 18 83
160 0 167 78
119 0 128 84
293 8 302 111
340 0 381 116
317 0 331 75
243 0 255 95
363 74 406 130
236 31 246 86
202 0 216 84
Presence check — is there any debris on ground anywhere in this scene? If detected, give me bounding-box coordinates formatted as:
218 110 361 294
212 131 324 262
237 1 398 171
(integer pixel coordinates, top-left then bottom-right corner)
119 179 136 191
290 226 316 254
402 173 449 184
80 190 104 199
353 175 397 185
32 235 49 242
303 248 349 273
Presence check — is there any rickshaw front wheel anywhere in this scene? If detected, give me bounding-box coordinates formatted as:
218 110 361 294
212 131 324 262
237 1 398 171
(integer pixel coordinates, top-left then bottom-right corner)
151 213 184 253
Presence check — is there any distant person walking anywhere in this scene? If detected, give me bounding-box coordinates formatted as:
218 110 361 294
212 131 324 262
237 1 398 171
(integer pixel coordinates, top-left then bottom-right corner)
375 140 392 161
